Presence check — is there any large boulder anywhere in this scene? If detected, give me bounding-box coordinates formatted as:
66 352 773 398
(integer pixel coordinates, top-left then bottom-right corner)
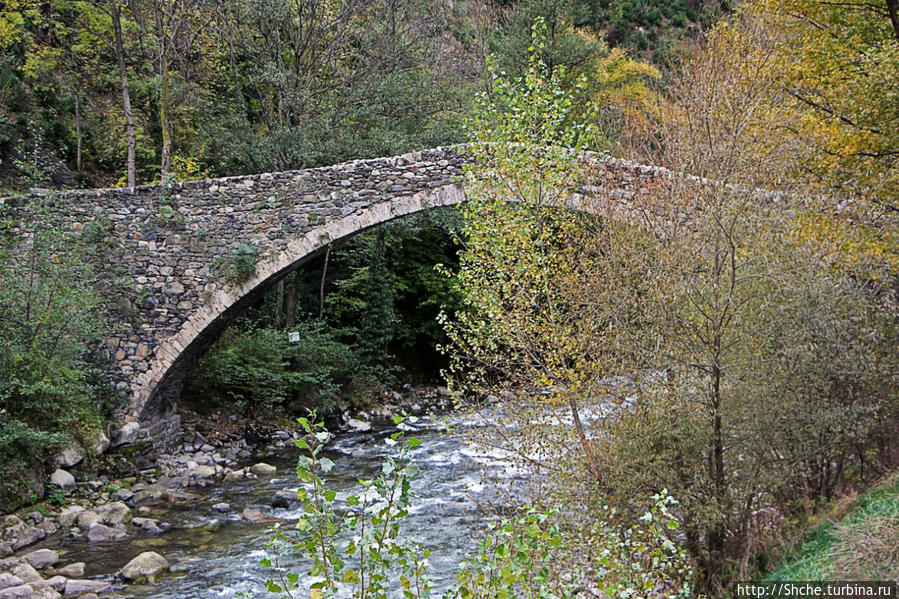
86 523 126 543
249 463 276 475
0 574 24 591
48 470 75 492
63 579 109 595
49 564 83 578
271 490 296 509
346 418 371 432
241 508 267 524
112 422 140 447
119 551 169 583
55 442 86 468
189 465 216 479
26 581 59 599
74 512 99 530
0 584 32 599
89 431 110 456
1 521 46 552
96 502 130 526
8 562 41 584
130 518 163 535
56 507 85 528
22 549 58 570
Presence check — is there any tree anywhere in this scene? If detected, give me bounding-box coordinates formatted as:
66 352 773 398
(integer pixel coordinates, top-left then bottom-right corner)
0 204 107 510
106 0 137 187
442 15 898 593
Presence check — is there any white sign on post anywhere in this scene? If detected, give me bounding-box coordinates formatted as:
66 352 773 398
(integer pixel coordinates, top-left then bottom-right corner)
288 331 300 344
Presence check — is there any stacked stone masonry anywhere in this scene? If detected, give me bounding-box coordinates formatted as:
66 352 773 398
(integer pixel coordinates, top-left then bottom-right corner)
2 146 680 452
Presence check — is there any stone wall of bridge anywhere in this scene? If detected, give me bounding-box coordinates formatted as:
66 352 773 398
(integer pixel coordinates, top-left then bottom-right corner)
2 146 678 452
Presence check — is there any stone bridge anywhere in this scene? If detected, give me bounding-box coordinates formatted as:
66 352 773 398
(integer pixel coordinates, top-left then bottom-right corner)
4 146 677 452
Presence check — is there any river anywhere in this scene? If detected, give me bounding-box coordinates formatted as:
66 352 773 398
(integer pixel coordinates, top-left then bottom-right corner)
51 411 512 598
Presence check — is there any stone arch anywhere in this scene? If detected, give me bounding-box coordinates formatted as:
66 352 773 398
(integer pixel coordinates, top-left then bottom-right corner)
127 183 466 447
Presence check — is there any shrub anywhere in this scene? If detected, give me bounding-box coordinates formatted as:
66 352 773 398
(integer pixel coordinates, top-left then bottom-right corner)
264 415 431 598
229 243 258 283
0 208 107 510
185 321 372 418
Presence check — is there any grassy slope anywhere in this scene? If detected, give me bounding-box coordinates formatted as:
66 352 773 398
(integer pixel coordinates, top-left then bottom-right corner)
764 474 898 580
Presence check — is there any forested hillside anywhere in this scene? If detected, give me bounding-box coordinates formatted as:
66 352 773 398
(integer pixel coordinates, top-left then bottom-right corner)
1 0 897 596
0 0 722 190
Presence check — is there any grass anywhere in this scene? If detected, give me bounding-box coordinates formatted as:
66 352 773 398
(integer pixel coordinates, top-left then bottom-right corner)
764 473 899 580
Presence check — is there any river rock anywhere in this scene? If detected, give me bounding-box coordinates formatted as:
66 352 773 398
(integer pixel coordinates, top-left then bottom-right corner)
119 552 169 583
90 431 110 455
55 442 86 468
2 522 45 552
64 579 109 595
346 418 371 432
8 562 41 584
50 564 83 578
113 489 133 503
26 581 60 599
271 490 296 509
96 502 131 526
190 465 216 479
22 550 57 570
131 518 163 534
249 463 276 475
75 512 100 530
44 577 66 592
112 422 140 447
49 470 75 492
222 470 245 484
0 574 24 591
0 585 31 599
211 503 231 513
56 508 84 529
0 544 12 559
86 523 126 543
241 508 267 523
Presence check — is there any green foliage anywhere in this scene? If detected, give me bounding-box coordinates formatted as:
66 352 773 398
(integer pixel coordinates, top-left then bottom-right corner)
45 485 67 507
443 12 898 595
358 232 397 363
454 491 694 599
229 243 258 284
184 322 368 418
0 206 108 509
261 417 694 599
264 415 431 598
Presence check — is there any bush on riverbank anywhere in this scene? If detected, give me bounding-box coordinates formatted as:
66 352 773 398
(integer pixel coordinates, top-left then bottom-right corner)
0 212 111 512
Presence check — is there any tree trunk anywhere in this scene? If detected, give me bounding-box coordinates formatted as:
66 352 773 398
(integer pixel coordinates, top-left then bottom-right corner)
110 0 136 187
274 279 285 327
285 272 298 328
887 0 899 42
319 245 330 321
160 59 172 180
74 92 82 172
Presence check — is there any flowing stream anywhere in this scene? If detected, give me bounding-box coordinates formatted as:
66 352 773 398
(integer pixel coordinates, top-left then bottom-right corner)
51 412 510 598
